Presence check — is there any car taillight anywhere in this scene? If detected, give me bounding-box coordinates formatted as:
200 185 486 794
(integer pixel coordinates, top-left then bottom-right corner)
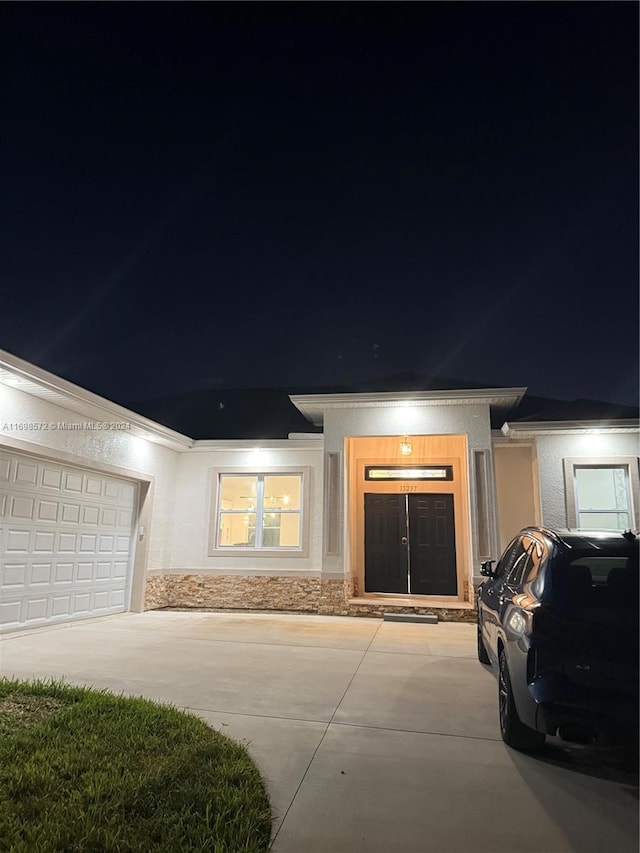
507 608 531 636
507 603 550 638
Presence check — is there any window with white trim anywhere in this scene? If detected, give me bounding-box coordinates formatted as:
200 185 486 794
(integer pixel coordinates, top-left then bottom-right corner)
563 457 639 532
216 473 303 549
574 466 630 530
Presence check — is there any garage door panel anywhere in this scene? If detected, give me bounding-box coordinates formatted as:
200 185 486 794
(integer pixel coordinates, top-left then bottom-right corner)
35 532 54 552
41 467 63 489
83 506 100 524
54 562 73 583
10 496 35 519
37 500 59 522
59 533 78 552
0 600 21 627
98 535 114 552
77 561 94 580
0 451 137 633
94 590 110 609
101 507 117 526
52 595 72 617
104 481 120 499
96 561 112 579
3 563 27 586
74 592 91 613
2 582 130 627
85 477 102 496
79 534 97 552
3 560 128 592
62 503 82 523
34 531 56 552
63 472 83 493
115 536 130 553
6 529 31 553
32 563 53 584
111 589 125 606
15 460 38 485
26 598 48 621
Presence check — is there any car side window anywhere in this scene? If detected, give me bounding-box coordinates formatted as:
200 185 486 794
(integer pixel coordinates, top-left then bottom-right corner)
523 538 546 586
505 542 531 586
495 537 521 579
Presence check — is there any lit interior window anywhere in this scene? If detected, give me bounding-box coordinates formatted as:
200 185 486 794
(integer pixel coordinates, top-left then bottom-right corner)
217 474 302 548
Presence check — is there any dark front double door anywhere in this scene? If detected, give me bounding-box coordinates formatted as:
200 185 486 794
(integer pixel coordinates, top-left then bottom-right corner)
364 493 457 595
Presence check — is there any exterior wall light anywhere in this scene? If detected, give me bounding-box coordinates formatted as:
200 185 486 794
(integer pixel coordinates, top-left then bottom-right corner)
400 437 413 456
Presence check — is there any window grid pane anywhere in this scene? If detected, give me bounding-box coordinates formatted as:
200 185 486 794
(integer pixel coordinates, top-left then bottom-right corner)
575 467 628 512
578 511 630 531
217 474 302 549
218 512 256 547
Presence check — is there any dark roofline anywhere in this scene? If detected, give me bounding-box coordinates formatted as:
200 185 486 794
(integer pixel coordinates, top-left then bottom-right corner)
125 374 639 440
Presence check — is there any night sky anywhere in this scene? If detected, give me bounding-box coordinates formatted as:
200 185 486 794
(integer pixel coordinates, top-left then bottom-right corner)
2 2 638 410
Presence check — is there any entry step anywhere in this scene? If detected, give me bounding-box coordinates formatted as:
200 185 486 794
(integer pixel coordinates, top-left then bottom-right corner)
383 613 438 624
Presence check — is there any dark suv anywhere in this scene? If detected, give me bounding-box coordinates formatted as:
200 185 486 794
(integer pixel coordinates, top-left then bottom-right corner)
477 526 638 753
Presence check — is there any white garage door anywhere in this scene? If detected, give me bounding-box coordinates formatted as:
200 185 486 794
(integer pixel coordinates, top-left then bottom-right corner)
0 450 138 633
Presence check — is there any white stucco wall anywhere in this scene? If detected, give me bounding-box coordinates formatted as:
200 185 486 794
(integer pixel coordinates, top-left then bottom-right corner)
535 432 640 529
168 443 324 575
321 403 493 451
0 383 180 571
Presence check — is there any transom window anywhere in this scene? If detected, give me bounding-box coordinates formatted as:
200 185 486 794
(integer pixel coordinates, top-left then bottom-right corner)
216 474 303 549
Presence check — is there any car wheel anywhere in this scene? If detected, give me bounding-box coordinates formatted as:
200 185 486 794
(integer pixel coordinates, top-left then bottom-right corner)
477 612 490 663
498 647 545 753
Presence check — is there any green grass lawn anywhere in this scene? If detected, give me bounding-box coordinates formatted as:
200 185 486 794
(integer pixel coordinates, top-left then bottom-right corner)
0 678 272 852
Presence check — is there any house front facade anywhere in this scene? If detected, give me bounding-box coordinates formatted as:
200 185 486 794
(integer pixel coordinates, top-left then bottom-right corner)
1 348 638 634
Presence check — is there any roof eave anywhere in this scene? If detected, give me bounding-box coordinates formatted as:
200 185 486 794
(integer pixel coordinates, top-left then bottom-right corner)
290 388 527 427
501 419 640 437
0 349 193 451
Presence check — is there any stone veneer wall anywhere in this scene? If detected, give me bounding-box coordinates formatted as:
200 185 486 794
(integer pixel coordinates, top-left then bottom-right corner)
342 601 477 622
146 573 321 612
144 574 169 609
144 573 477 622
317 578 354 615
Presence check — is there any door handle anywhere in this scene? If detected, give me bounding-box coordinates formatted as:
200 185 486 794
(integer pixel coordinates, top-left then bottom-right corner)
401 536 408 545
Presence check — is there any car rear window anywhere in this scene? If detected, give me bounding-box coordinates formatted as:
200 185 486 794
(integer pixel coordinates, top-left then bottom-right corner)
549 551 638 611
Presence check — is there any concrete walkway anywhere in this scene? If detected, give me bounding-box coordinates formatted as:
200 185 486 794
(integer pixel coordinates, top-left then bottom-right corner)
0 611 637 852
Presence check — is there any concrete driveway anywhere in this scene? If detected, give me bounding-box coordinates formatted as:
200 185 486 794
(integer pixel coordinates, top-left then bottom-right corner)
0 611 637 852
